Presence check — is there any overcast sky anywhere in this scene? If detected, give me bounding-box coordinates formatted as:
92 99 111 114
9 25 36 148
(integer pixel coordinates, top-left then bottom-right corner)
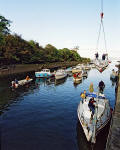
1 0 120 59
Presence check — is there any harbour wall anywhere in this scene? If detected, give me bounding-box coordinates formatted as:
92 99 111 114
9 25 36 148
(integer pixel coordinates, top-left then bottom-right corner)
0 61 79 77
105 64 120 150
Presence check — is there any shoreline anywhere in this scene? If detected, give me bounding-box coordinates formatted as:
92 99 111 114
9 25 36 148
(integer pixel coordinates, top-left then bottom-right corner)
0 61 82 77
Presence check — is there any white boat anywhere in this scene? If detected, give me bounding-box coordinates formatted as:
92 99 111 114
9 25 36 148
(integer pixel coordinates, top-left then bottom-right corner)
35 69 54 78
110 70 118 81
77 92 111 143
82 70 88 77
94 60 109 72
73 72 82 83
55 69 67 80
84 65 91 70
72 66 82 74
11 79 33 88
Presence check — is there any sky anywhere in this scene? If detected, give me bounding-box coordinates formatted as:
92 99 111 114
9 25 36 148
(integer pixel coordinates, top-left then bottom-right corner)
1 0 120 59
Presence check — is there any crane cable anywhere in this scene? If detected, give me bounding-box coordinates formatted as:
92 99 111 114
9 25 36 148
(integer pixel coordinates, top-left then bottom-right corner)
96 0 107 54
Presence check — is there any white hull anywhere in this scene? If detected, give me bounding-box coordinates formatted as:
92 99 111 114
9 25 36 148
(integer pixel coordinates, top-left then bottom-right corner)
73 77 82 82
72 68 82 73
12 79 33 88
55 69 67 80
77 92 111 143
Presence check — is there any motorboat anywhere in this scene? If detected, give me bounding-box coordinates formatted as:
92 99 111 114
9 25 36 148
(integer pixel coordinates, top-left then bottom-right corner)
77 92 111 143
84 64 91 70
35 69 54 78
110 70 118 81
11 78 33 88
72 66 82 74
73 72 82 83
55 69 67 80
82 70 88 78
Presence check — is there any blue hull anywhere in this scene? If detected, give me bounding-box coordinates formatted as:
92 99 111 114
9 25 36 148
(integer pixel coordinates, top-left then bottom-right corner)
35 72 51 78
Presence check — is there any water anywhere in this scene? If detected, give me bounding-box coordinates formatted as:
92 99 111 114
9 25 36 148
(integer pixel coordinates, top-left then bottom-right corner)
0 62 117 150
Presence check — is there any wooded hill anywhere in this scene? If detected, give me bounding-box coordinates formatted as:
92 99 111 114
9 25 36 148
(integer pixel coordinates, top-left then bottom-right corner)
0 15 90 65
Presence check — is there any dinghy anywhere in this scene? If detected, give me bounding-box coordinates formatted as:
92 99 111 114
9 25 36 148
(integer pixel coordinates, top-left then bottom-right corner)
11 78 33 88
77 92 111 143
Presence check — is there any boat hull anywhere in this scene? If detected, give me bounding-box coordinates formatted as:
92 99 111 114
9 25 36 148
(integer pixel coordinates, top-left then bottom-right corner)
77 93 111 143
35 72 51 78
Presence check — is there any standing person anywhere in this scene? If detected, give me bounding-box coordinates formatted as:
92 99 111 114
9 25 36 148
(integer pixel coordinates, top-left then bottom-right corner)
88 97 96 119
80 90 86 100
95 52 99 60
99 80 105 93
89 83 94 93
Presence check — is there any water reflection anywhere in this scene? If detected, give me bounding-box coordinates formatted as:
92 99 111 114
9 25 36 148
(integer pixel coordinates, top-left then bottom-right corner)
73 80 82 88
55 78 67 86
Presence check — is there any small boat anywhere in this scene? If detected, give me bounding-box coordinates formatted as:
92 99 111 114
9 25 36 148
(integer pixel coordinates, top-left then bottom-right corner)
55 69 67 80
84 65 91 70
72 66 82 74
11 78 33 88
82 70 88 78
35 69 54 78
73 72 82 83
77 92 111 143
110 70 118 81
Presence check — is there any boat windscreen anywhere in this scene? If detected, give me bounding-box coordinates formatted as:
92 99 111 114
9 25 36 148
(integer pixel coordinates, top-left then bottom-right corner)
86 93 105 99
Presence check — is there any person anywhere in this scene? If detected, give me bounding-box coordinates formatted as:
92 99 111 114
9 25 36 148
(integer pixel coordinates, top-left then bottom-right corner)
15 78 18 84
99 80 105 93
89 83 94 93
26 75 30 81
88 97 96 116
80 90 86 99
102 54 105 60
95 52 99 60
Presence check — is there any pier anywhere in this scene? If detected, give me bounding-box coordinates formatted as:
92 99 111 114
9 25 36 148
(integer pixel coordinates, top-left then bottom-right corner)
106 64 120 150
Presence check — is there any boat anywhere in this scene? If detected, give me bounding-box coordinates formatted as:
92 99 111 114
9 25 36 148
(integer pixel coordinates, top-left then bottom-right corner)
110 70 118 81
72 66 82 74
95 60 109 73
82 70 88 78
35 69 54 78
77 92 111 143
73 72 82 83
11 78 33 88
84 64 91 70
55 69 67 80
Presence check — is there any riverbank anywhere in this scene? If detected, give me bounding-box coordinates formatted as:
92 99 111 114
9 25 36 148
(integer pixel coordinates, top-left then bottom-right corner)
105 64 120 150
0 61 80 77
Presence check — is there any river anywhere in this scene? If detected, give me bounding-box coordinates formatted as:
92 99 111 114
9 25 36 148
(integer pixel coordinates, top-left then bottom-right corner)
0 62 117 150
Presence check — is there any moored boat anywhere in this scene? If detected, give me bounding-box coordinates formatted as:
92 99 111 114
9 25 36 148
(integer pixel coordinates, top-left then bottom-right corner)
110 70 118 81
35 69 54 78
77 92 111 143
82 70 88 78
11 78 33 88
72 67 82 74
55 69 67 80
73 72 82 83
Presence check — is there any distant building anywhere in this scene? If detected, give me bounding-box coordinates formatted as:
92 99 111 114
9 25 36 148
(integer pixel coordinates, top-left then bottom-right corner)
72 46 79 52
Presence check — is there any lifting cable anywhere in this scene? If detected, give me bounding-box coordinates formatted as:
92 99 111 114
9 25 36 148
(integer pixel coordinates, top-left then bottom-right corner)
96 0 107 54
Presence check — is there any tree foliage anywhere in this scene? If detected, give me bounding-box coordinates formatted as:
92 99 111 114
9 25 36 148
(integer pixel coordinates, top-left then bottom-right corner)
0 15 90 65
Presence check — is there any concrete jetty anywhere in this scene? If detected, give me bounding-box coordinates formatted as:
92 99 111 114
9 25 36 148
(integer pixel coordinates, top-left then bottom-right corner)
106 65 120 150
